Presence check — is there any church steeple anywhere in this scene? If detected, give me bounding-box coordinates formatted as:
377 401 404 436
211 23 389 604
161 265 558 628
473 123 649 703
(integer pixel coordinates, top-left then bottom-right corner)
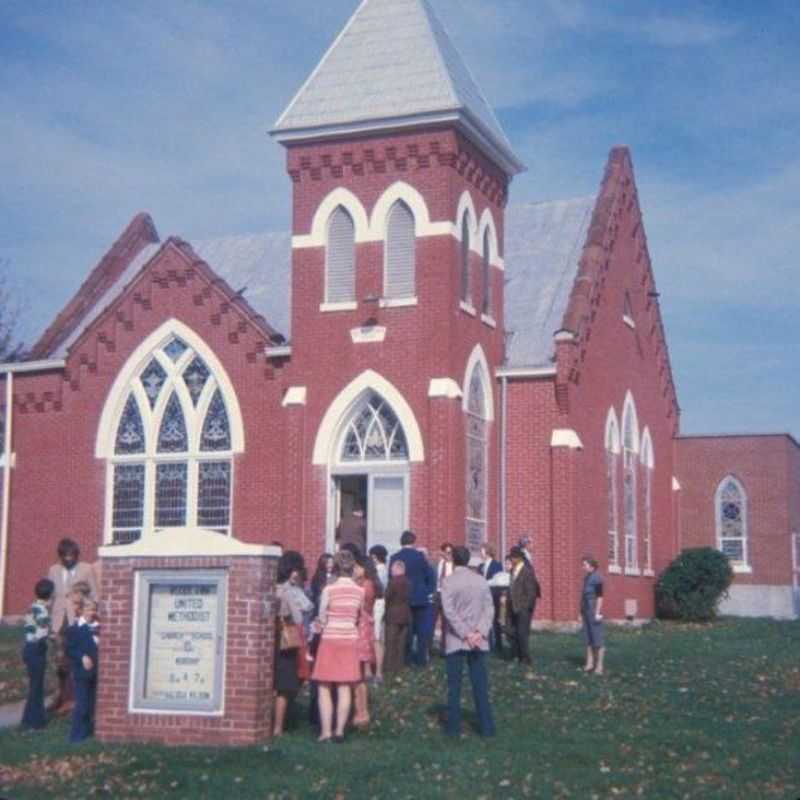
271 0 524 176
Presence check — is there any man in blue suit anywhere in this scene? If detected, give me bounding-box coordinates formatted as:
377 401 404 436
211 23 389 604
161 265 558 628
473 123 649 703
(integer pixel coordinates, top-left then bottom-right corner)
389 530 435 666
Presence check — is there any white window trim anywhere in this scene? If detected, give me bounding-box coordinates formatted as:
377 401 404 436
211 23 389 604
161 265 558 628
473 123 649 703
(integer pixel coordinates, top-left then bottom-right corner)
480 314 497 328
623 314 636 329
459 300 477 316
608 565 622 575
320 301 358 312
732 564 752 574
379 296 418 309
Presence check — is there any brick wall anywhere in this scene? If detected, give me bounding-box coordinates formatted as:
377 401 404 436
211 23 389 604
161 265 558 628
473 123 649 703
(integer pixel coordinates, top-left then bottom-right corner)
95 554 276 747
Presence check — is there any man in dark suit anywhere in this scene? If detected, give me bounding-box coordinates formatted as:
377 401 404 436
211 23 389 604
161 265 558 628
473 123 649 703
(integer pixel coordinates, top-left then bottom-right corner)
336 505 367 556
389 530 436 666
508 546 541 665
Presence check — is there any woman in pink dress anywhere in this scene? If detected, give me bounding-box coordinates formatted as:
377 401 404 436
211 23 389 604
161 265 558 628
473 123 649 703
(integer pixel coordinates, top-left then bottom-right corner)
311 550 364 743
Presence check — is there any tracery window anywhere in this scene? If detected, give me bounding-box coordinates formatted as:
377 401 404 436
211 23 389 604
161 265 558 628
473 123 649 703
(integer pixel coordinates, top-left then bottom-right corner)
481 228 491 316
622 397 639 572
640 429 654 573
340 393 408 462
605 409 620 568
716 476 748 567
460 212 471 305
465 364 488 553
108 335 234 543
326 206 356 304
384 201 415 299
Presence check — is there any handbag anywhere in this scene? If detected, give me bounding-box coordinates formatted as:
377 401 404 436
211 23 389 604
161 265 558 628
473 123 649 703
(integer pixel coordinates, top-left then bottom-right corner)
279 618 303 651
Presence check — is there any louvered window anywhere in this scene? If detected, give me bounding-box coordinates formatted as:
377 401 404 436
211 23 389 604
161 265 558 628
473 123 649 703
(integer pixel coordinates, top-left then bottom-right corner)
384 201 415 299
326 207 355 303
481 229 491 315
460 214 471 304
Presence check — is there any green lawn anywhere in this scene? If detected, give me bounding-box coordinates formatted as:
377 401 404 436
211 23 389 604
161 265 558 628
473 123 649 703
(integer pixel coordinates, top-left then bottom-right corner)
0 618 798 799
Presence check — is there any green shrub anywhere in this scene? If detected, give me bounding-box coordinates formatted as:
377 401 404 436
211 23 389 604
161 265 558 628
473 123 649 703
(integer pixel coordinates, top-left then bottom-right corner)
655 547 733 622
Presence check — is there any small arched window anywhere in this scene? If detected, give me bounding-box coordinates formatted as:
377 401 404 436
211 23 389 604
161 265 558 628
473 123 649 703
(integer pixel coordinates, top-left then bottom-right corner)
108 335 236 543
460 212 471 305
481 228 491 315
326 206 356 304
716 476 748 567
622 394 639 572
384 201 415 299
605 409 620 568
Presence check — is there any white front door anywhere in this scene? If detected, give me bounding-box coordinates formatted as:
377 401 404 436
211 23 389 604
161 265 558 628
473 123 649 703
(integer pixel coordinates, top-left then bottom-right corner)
368 474 407 555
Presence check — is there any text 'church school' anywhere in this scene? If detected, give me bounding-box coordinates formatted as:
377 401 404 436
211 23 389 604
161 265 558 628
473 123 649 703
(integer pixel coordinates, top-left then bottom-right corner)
1 0 798 622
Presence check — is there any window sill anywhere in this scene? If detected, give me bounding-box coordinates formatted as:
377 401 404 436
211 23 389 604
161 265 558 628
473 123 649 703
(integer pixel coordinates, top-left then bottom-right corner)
623 314 636 329
624 567 641 576
608 565 622 574
732 564 752 574
643 569 655 577
320 301 357 312
459 300 477 316
379 296 417 309
480 313 497 328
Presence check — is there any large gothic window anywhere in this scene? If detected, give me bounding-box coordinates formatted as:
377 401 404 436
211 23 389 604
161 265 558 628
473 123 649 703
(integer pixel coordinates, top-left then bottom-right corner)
622 396 639 572
108 334 235 543
384 201 415 300
465 364 488 553
605 409 620 569
326 206 356 304
716 476 748 567
460 212 471 305
340 393 408 463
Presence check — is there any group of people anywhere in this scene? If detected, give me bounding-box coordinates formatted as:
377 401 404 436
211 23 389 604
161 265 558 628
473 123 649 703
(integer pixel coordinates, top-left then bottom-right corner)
21 538 101 742
18 528 607 746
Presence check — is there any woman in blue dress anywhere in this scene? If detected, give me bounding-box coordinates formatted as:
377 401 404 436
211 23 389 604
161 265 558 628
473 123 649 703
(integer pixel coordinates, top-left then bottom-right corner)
580 557 605 675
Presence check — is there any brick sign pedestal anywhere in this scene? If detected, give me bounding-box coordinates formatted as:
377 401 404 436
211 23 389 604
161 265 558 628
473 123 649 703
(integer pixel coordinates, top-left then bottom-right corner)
95 528 280 747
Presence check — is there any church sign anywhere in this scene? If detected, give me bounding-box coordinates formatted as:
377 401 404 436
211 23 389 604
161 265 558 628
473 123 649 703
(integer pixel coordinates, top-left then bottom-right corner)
131 570 227 713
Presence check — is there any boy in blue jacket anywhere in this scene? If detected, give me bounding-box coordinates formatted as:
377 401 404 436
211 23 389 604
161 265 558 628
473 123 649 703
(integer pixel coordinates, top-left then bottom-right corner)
66 597 99 743
21 578 55 730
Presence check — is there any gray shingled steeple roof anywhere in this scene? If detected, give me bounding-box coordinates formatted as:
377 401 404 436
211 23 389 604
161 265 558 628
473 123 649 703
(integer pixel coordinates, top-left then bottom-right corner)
271 0 524 175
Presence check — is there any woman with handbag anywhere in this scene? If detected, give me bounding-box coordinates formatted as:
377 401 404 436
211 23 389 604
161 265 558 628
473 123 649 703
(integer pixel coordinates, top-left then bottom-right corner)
311 550 364 743
274 551 312 737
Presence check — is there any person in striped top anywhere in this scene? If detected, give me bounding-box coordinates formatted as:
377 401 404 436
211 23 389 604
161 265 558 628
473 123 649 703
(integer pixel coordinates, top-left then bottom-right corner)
21 578 55 730
311 550 364 743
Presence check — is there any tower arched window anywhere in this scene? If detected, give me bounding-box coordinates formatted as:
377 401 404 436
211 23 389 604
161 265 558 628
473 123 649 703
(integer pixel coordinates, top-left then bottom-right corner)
605 409 620 569
340 393 409 463
622 394 639 573
326 206 356 304
716 476 748 568
460 212 471 305
384 200 415 300
640 428 654 574
107 334 237 543
465 363 488 553
481 228 491 315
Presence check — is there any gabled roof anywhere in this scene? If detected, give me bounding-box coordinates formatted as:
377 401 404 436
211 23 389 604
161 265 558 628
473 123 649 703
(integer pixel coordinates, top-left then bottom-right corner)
271 0 524 175
503 198 595 368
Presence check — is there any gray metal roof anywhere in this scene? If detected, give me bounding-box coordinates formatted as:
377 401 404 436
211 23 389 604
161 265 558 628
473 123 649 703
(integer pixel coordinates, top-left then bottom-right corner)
49 199 595 369
272 0 523 173
503 197 595 368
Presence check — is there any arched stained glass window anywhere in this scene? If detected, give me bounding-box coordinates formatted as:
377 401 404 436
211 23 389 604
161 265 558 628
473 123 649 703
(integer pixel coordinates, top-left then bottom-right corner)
157 392 188 453
115 395 146 455
640 430 654 573
201 390 231 451
140 359 167 409
481 229 491 316
105 332 238 543
605 409 620 568
326 206 356 304
341 393 408 462
622 396 639 572
460 213 471 304
183 357 210 406
465 364 488 554
385 201 415 299
716 476 748 566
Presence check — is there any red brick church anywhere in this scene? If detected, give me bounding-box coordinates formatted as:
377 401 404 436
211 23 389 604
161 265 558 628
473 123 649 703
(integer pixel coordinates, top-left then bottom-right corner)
1 0 797 621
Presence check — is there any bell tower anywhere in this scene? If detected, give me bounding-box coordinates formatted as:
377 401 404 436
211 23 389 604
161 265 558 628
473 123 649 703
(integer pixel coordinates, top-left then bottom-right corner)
270 0 524 555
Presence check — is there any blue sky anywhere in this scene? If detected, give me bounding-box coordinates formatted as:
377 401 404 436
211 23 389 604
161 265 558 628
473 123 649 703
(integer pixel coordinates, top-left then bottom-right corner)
1 0 798 438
